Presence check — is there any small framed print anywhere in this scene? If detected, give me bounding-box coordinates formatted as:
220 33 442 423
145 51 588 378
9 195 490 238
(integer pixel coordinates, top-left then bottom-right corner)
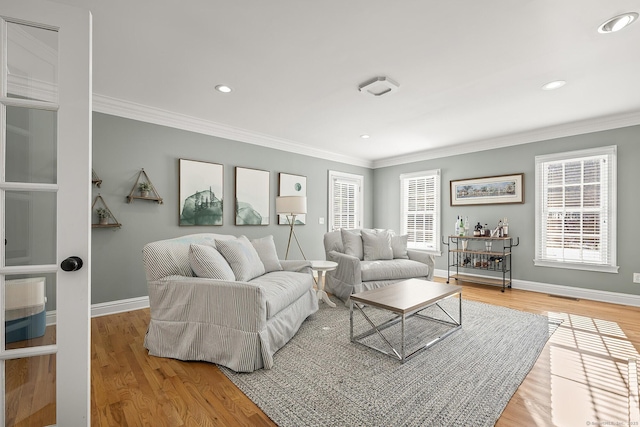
278 173 306 225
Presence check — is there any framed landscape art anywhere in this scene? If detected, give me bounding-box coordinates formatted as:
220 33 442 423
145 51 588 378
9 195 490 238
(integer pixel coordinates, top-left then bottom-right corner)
450 173 524 206
278 173 306 225
179 159 223 225
235 167 270 225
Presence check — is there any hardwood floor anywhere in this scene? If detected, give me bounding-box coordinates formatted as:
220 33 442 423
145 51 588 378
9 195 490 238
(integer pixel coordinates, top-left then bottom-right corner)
458 281 640 427
8 279 640 426
90 309 273 427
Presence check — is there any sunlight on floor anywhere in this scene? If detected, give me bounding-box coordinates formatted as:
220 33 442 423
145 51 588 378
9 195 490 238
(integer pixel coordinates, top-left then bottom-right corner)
630 359 640 425
547 312 639 426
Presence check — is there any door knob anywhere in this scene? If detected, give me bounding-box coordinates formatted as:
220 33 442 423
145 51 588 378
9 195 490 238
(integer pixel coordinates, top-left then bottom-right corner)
61 256 83 272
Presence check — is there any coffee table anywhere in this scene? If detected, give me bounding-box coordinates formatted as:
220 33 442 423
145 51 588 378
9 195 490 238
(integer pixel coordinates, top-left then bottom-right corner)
350 279 462 362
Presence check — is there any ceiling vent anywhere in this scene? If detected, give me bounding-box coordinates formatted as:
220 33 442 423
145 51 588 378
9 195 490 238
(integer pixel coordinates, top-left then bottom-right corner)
358 77 399 97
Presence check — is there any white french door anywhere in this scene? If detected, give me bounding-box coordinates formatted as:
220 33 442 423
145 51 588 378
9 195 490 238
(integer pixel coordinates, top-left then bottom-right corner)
0 1 91 426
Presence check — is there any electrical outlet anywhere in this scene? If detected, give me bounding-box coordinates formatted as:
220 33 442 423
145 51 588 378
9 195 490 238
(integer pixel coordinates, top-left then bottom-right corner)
634 273 640 283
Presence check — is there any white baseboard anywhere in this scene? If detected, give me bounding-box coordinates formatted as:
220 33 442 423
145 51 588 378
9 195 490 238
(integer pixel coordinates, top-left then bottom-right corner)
45 296 150 325
433 269 640 307
91 296 150 318
43 271 640 326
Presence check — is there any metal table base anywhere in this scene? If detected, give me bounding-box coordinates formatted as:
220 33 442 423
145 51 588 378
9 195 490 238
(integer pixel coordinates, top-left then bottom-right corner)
350 293 462 363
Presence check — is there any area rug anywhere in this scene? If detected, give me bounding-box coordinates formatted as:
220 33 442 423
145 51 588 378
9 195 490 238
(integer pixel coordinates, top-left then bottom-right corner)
221 296 561 427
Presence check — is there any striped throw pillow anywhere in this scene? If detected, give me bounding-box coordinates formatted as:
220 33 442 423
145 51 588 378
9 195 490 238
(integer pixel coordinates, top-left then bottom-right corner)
251 235 283 273
216 236 266 282
188 244 235 280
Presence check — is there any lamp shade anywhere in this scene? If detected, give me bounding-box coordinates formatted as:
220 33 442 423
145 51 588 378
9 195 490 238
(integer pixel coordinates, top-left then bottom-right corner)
276 196 307 215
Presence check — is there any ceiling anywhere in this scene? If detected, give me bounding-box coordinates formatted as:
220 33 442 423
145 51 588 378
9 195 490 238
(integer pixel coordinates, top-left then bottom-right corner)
50 0 640 167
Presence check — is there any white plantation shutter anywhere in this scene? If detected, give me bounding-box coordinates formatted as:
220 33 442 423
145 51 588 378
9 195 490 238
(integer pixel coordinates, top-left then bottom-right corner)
328 171 363 231
401 170 440 251
535 146 618 273
333 179 356 229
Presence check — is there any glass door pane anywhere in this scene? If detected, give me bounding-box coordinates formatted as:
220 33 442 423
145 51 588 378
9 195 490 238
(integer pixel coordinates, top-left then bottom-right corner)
5 191 56 267
4 273 56 350
6 23 58 103
5 355 56 426
2 16 62 427
5 106 56 184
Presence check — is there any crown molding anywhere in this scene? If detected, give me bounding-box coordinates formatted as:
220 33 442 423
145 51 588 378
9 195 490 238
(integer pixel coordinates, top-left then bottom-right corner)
92 94 640 170
372 110 640 169
92 94 374 168
7 75 57 103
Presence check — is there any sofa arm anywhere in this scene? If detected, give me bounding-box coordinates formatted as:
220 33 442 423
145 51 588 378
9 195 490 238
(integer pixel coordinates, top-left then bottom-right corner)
147 275 266 332
280 260 312 275
407 249 435 280
327 250 362 285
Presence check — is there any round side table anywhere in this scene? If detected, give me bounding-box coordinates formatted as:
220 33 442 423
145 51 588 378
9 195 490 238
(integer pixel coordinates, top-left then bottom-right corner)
310 260 337 308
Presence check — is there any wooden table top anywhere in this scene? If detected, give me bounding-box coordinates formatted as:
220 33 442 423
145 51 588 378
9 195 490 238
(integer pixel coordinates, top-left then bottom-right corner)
350 279 462 314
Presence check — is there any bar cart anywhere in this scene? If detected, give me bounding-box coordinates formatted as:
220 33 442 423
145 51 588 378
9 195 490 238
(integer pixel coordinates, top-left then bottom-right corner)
442 235 519 292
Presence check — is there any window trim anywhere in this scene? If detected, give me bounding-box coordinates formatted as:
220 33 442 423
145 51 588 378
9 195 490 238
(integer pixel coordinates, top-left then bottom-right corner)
328 170 363 232
534 145 618 273
399 169 441 256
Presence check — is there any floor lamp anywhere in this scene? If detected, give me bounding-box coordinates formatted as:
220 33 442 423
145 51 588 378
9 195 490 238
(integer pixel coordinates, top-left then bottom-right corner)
276 196 307 260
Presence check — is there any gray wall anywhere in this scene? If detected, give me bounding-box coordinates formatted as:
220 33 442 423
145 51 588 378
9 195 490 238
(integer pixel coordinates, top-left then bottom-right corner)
93 112 640 304
91 113 373 304
373 125 640 296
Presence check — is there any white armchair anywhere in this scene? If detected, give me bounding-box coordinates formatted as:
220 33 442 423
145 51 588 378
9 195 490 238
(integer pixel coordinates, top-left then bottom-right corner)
323 229 435 303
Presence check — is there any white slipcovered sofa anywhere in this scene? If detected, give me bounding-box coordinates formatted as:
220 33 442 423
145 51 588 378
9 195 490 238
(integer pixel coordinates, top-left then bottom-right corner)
142 233 318 372
324 229 435 303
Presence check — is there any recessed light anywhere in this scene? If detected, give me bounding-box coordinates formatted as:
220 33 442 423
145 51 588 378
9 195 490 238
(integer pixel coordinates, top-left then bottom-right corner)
215 85 232 93
542 80 566 91
360 134 370 139
598 12 638 33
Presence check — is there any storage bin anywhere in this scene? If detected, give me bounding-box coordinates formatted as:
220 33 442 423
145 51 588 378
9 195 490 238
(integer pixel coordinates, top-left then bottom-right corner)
5 277 46 344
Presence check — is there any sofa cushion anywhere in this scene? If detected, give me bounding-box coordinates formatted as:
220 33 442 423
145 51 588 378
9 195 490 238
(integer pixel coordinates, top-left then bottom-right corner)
216 236 266 282
390 234 409 259
361 259 431 282
323 230 343 255
341 229 363 260
362 229 393 261
251 235 283 273
249 271 313 319
142 233 237 281
188 244 235 280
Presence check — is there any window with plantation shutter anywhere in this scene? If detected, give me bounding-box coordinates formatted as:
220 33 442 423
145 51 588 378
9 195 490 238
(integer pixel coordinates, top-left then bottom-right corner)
400 170 440 252
328 171 363 231
534 146 618 273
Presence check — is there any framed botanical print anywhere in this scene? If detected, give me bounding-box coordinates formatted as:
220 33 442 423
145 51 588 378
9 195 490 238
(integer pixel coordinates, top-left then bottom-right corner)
179 158 223 225
235 167 270 225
